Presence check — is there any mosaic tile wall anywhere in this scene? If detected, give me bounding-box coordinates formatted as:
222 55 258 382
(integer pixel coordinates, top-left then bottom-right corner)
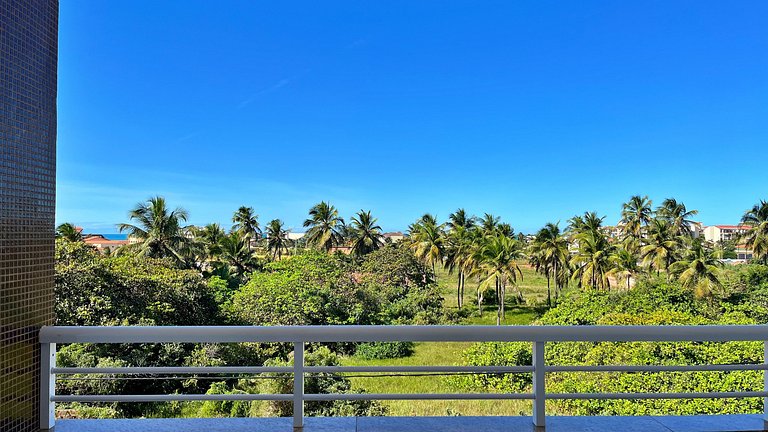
0 0 58 431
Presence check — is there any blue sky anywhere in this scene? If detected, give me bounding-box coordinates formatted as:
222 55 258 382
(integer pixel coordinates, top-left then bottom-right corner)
57 1 768 234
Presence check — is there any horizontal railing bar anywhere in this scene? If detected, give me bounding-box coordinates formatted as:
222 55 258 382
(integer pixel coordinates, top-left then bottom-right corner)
547 364 768 372
303 393 534 400
39 325 768 344
548 391 768 399
305 366 533 373
51 394 293 402
51 366 292 374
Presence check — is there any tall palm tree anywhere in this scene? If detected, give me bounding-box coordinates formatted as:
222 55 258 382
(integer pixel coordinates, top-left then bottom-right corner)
265 219 291 260
448 208 477 231
408 214 445 273
620 195 653 254
670 238 722 298
641 219 680 276
117 196 190 264
232 206 261 247
349 210 384 257
657 198 699 237
56 223 82 242
473 234 524 325
571 227 614 290
529 222 569 306
303 201 345 252
480 213 501 235
741 200 768 264
444 225 475 308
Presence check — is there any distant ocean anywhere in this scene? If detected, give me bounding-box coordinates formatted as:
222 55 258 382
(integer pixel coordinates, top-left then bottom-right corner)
102 234 129 240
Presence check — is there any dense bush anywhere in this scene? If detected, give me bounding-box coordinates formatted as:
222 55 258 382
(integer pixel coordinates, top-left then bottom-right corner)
197 346 386 417
355 342 415 360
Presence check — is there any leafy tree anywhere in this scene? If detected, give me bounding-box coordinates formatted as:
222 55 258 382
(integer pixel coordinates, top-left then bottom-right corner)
303 201 345 252
56 222 83 242
349 210 384 256
447 208 477 231
117 196 191 265
741 199 768 264
569 213 613 290
265 219 291 260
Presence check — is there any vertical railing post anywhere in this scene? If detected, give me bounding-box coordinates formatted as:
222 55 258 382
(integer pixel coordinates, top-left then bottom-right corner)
40 342 56 430
293 341 305 431
763 341 768 426
532 341 545 428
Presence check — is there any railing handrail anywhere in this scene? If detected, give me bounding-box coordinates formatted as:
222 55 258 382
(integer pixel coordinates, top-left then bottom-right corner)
39 324 768 344
39 324 768 431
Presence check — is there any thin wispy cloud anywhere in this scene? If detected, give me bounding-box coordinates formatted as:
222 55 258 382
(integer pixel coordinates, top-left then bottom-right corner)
237 78 291 108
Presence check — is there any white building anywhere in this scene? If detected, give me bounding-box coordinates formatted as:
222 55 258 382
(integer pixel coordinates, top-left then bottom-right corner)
702 225 750 243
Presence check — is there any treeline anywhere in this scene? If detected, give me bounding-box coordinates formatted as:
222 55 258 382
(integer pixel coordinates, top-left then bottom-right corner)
405 197 768 324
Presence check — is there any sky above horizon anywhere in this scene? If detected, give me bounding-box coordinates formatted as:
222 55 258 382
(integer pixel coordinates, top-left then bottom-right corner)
57 1 768 234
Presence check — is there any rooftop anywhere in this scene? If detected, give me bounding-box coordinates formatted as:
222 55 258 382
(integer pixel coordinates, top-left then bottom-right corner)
55 415 767 432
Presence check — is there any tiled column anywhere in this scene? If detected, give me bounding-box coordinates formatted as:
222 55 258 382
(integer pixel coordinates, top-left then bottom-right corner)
0 1 59 431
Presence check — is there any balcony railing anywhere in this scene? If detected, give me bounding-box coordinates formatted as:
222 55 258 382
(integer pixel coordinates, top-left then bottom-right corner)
39 325 768 430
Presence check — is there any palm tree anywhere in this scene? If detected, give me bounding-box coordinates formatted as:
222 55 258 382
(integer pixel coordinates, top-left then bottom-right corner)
303 201 345 252
56 223 82 242
232 206 261 247
117 196 190 264
657 198 699 237
571 227 614 290
480 213 500 235
408 214 445 273
215 231 260 279
444 225 476 308
741 200 768 264
447 208 477 231
620 195 653 254
529 222 569 306
265 219 291 260
608 248 639 290
641 219 680 276
349 210 384 257
670 238 722 298
196 223 226 260
473 234 524 325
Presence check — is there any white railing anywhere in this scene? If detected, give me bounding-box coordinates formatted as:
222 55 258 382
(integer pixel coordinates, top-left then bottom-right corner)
39 325 768 430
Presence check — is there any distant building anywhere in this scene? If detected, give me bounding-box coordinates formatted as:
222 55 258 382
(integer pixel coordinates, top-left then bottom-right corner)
689 222 703 238
383 231 405 242
703 225 753 261
287 232 306 240
601 225 623 240
703 225 750 244
83 234 130 253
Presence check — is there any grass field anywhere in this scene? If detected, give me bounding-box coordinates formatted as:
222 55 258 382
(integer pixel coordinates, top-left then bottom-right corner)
342 262 550 416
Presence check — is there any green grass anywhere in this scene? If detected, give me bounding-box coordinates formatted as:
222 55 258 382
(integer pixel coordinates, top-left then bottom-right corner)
341 262 551 416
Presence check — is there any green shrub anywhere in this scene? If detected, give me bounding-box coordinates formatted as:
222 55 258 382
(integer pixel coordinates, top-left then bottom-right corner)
355 341 415 360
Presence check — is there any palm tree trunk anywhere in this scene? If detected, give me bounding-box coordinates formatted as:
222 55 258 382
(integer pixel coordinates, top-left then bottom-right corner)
477 283 483 317
495 277 501 326
546 271 551 307
627 274 631 290
460 272 465 309
553 260 558 306
456 274 462 308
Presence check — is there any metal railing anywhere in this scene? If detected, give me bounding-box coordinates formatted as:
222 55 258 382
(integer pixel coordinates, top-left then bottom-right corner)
39 325 768 430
